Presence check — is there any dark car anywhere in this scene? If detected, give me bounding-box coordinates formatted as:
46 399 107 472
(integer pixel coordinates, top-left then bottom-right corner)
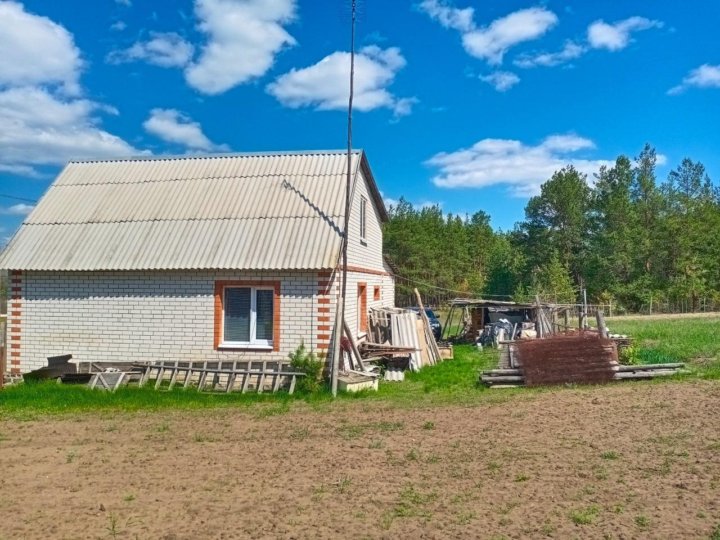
409 307 442 341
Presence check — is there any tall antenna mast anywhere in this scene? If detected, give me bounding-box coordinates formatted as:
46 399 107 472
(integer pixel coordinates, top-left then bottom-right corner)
331 0 357 397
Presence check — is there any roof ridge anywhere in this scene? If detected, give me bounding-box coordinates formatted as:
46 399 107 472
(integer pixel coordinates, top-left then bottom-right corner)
54 172 348 187
69 149 364 164
22 215 345 226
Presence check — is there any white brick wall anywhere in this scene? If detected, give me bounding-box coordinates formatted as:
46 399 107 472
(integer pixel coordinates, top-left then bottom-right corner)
17 270 321 372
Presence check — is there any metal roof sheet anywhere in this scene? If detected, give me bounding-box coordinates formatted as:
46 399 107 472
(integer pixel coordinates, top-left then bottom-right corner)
0 151 379 271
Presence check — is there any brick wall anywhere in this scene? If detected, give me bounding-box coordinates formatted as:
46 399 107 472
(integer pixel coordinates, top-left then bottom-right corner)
15 270 323 373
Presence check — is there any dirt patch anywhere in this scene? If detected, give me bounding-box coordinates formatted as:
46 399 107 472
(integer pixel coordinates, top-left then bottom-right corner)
1 381 720 539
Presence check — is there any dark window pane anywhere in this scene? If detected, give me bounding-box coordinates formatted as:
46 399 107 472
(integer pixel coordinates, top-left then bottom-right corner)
224 288 250 342
256 289 274 341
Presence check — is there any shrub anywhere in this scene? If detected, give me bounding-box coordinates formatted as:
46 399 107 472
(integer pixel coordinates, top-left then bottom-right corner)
289 342 323 394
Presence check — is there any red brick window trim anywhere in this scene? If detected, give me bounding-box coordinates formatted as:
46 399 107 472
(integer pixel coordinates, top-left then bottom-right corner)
374 286 381 301
358 282 368 334
214 281 280 352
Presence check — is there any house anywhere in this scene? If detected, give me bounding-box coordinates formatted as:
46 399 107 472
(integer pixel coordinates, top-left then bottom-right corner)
0 150 395 374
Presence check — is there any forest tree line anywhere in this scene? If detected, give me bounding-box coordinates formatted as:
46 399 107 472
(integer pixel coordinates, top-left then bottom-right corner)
383 145 720 313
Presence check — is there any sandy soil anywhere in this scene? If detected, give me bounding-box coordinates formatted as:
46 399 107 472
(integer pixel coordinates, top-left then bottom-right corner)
1 381 719 539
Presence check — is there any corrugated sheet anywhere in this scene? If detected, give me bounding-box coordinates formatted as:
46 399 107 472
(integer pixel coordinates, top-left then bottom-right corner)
0 151 361 271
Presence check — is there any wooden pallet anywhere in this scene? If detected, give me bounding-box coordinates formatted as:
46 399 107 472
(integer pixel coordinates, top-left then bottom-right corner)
135 360 306 395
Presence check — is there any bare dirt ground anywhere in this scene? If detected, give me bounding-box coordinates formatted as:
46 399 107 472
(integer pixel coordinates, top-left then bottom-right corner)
1 381 719 539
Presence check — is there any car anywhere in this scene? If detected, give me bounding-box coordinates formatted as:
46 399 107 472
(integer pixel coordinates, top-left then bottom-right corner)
408 307 442 341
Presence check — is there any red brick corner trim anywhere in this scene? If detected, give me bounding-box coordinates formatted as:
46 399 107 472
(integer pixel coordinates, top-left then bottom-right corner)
8 270 22 374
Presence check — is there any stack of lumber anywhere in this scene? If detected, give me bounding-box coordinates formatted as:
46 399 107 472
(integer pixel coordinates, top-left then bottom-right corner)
362 290 444 373
480 362 686 387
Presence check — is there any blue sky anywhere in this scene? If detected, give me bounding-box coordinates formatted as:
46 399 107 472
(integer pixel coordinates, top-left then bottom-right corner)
1 0 719 242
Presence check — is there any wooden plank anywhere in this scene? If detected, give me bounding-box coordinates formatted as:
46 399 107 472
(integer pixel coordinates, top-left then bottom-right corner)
614 370 680 380
183 362 194 388
257 361 267 393
138 363 151 387
241 363 251 394
482 369 522 376
596 311 608 339
343 320 366 371
615 363 684 372
273 362 283 393
198 361 208 391
289 374 297 395
168 360 180 390
226 361 237 393
480 375 524 383
154 361 165 390
414 288 442 364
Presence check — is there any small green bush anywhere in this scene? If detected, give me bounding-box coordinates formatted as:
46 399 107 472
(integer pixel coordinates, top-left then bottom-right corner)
289 342 323 394
619 345 639 365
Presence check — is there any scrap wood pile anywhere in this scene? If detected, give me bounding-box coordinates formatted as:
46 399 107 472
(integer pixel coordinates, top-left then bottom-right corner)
359 289 450 381
480 332 685 388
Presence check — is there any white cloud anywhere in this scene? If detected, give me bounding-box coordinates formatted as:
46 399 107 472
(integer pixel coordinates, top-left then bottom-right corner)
417 0 474 32
480 71 520 92
587 17 662 51
426 134 612 196
514 40 586 68
0 4 141 175
267 45 415 117
420 3 558 65
463 8 558 65
0 1 83 93
0 87 141 172
115 0 131 6
107 32 194 68
110 21 127 32
0 203 34 216
668 64 720 95
143 108 228 151
184 0 297 94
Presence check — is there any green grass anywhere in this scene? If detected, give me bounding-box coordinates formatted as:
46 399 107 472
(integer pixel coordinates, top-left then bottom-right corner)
608 316 720 377
569 505 600 525
2 315 718 415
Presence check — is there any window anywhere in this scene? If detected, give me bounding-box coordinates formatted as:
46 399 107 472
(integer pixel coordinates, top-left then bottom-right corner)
359 196 367 242
214 281 279 350
374 286 381 301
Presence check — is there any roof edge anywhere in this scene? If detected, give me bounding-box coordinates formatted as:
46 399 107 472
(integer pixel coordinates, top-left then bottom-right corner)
68 149 364 165
358 151 389 223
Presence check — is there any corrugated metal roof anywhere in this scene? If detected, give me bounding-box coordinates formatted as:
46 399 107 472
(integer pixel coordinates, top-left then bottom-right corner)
0 150 381 271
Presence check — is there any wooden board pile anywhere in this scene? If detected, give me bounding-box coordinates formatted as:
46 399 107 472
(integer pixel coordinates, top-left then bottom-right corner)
363 289 445 376
481 333 685 387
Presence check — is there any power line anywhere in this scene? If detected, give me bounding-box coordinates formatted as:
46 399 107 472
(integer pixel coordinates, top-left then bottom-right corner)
0 194 37 204
393 273 513 298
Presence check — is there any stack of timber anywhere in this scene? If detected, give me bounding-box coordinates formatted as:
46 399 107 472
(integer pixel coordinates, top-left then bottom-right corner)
364 291 444 374
481 362 686 388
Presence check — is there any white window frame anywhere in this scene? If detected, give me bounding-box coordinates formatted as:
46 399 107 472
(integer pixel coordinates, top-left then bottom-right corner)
221 286 274 349
359 196 367 243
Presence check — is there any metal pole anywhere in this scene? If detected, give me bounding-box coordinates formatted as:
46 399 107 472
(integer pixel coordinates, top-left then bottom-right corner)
331 0 356 397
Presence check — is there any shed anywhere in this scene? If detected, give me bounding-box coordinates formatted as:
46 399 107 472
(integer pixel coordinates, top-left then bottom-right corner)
0 150 395 374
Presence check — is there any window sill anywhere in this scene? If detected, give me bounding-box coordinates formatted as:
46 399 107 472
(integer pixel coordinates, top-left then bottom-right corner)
359 239 367 247
218 343 274 351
